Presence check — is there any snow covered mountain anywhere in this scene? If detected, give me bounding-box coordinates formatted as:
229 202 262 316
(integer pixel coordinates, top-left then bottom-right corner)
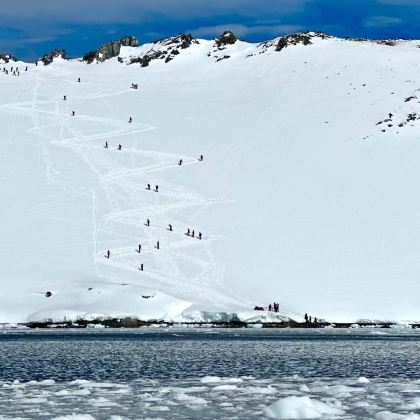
1 31 420 323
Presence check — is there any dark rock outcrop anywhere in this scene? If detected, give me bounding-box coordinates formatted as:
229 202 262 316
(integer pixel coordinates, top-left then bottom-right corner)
0 53 17 63
215 31 238 47
128 33 199 66
154 33 199 49
83 36 139 63
130 50 164 67
275 32 330 52
39 49 68 65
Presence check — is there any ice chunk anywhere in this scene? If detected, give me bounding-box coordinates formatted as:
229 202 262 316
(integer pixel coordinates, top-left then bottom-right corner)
376 412 420 420
264 396 345 419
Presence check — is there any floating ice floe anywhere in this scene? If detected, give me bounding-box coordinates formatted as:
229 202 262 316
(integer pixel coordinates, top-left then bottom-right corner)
264 395 345 419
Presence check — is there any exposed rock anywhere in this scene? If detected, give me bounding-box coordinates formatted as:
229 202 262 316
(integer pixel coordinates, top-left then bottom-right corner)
215 55 230 62
130 50 164 67
83 36 139 63
0 53 17 63
127 33 199 66
39 49 68 65
275 32 329 52
215 31 238 47
154 33 199 49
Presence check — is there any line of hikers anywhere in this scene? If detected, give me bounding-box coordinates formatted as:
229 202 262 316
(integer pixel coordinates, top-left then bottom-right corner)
253 303 280 312
178 155 204 165
2 66 26 76
104 220 204 269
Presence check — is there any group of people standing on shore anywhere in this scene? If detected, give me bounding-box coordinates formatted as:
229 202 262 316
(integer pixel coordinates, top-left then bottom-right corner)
304 313 318 324
253 303 280 312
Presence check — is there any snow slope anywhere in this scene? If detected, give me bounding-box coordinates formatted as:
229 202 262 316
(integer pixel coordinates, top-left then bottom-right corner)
1 33 420 322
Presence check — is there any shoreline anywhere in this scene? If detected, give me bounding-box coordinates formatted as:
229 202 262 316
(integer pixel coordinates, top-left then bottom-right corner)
3 319 419 329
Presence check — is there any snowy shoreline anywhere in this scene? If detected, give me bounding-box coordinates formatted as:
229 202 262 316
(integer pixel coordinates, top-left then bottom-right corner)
4 318 419 330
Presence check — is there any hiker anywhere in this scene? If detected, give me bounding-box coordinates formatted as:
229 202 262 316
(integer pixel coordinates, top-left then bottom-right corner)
178 159 183 166
72 110 75 116
309 316 312 323
314 317 317 324
77 77 81 82
156 241 160 250
268 303 272 311
105 250 110 259
129 117 132 123
63 95 66 100
25 66 28 71
137 244 141 253
304 313 308 322
104 141 108 149
139 263 144 271
199 154 203 161
186 228 191 236
146 183 151 190
168 224 173 231
154 185 159 192
118 144 122 151
191 230 195 238
198 232 202 240
146 218 150 226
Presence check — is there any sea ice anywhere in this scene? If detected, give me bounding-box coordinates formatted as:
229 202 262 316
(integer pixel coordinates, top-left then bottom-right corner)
264 396 345 419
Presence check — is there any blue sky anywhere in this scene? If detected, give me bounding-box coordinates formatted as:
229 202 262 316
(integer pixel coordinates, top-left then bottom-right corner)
0 0 418 61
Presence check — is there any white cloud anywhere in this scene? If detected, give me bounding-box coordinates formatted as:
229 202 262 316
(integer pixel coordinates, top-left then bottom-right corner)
364 15 403 28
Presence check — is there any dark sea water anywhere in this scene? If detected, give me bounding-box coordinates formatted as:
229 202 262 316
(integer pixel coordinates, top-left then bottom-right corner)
1 328 420 419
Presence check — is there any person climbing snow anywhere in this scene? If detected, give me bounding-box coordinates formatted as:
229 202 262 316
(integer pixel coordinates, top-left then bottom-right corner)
186 228 190 236
63 95 66 100
178 159 183 166
118 144 122 151
146 184 151 190
268 304 272 311
154 185 159 192
198 232 202 240
199 154 204 161
77 77 81 82
304 313 308 323
105 250 110 259
139 263 144 271
168 224 173 231
129 117 132 123
104 141 108 149
72 110 75 116
191 230 195 238
137 244 142 253
146 218 150 226
156 241 160 250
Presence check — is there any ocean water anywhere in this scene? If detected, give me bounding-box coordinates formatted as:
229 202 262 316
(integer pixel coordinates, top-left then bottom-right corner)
0 328 420 419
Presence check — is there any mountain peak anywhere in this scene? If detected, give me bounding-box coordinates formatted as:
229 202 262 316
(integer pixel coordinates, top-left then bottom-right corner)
215 31 238 47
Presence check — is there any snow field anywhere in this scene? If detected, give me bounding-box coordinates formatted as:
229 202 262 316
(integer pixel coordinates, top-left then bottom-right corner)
2 34 420 321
